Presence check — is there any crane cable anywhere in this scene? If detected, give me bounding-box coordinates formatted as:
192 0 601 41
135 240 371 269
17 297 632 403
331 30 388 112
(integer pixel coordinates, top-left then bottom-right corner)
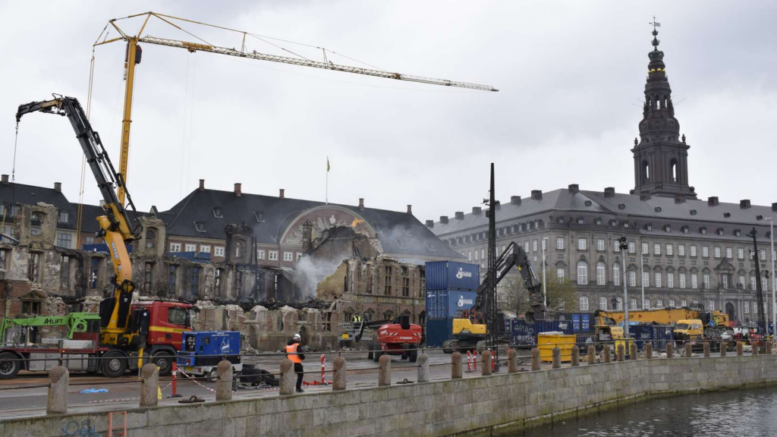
77 48 97 248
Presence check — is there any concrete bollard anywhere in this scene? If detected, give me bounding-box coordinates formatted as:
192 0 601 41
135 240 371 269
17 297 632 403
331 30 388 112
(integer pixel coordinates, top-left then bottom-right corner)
666 342 673 359
216 360 233 401
417 353 430 383
47 365 69 415
279 359 295 395
720 342 727 357
333 356 347 390
603 345 611 363
616 344 624 362
587 345 596 365
737 341 743 356
703 342 710 358
766 341 773 355
507 349 519 373
753 341 759 356
629 342 638 360
378 355 391 386
571 347 579 367
645 343 652 359
685 342 692 358
451 351 463 379
531 348 540 371
552 347 561 369
139 363 159 407
481 350 492 376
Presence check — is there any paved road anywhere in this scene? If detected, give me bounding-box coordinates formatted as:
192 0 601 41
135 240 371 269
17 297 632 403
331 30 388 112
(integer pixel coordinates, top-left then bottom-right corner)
0 350 536 420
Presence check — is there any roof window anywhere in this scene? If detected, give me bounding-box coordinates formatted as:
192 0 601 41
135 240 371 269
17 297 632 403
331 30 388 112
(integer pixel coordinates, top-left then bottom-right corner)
212 207 223 218
194 222 206 233
254 211 264 222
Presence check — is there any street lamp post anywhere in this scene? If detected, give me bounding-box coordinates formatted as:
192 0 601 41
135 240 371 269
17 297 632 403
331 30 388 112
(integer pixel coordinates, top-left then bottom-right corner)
767 218 776 336
640 253 645 309
618 237 630 338
542 238 547 307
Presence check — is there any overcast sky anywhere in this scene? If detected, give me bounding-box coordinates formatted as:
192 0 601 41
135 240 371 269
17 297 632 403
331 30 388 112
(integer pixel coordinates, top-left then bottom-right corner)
1 1 776 224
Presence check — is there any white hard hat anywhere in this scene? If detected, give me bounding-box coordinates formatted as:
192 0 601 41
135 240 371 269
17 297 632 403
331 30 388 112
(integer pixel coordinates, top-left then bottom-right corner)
293 333 301 341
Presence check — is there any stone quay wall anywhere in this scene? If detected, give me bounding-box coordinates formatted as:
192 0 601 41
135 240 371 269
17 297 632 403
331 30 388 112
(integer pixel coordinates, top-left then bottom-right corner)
3 354 777 437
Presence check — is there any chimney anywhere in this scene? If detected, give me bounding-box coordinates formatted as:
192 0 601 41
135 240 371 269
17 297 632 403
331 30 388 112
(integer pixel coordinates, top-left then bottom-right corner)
54 182 62 193
455 212 464 220
234 183 242 197
358 198 364 210
674 195 685 204
279 189 285 198
772 203 777 212
511 196 522 205
425 220 434 228
198 179 205 191
1 174 8 184
708 196 719 206
407 205 412 214
472 207 482 215
740 199 751 209
568 184 579 194
440 215 449 224
531 190 542 200
604 187 615 198
640 193 651 201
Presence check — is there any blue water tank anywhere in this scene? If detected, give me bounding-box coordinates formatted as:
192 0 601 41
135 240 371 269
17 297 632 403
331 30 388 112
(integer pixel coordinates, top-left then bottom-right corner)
425 261 480 291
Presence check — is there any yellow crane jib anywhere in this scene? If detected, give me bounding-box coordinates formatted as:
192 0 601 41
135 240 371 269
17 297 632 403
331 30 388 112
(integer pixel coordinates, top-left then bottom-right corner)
15 95 141 346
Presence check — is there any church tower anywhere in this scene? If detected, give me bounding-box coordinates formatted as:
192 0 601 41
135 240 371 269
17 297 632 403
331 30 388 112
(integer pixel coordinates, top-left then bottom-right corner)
632 23 697 199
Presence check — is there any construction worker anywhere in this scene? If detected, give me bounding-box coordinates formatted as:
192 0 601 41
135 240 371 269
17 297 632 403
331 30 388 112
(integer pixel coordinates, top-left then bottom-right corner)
286 333 305 393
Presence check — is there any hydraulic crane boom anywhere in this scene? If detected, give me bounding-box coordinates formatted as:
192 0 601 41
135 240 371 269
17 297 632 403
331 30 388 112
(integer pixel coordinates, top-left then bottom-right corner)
15 95 140 346
94 11 499 204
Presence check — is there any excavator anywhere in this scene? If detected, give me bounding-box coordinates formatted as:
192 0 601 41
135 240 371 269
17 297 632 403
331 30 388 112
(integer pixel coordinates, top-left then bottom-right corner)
444 241 547 353
0 95 192 378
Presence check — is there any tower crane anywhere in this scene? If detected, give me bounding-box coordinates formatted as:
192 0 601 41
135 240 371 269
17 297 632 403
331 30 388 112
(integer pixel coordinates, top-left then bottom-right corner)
93 12 499 204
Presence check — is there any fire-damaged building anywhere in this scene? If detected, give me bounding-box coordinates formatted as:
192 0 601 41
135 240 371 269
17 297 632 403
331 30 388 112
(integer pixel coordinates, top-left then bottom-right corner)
0 176 462 350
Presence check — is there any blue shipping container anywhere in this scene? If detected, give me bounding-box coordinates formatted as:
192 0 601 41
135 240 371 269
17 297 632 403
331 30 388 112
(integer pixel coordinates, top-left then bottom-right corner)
510 319 575 347
425 261 480 291
426 290 477 320
630 325 674 351
569 314 593 333
426 318 453 347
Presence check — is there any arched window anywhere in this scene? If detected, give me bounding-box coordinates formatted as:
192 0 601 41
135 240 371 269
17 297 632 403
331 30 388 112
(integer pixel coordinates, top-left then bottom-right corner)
579 296 589 311
596 262 606 285
656 299 663 308
235 241 243 258
641 160 650 183
613 263 621 286
146 228 156 248
599 297 607 310
577 261 588 285
670 159 679 182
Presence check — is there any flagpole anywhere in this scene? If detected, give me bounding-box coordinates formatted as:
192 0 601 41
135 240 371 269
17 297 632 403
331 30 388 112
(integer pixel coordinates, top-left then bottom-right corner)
326 156 329 204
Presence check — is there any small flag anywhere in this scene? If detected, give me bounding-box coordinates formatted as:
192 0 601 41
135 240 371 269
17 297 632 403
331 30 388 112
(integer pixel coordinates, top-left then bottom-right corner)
327 157 331 172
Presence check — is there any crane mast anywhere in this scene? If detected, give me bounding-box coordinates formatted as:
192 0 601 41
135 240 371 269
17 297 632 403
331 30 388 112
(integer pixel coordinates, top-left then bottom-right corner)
94 11 498 205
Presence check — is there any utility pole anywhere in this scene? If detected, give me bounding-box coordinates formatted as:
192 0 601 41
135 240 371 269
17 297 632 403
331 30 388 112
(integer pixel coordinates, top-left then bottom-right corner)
618 237 630 338
769 218 776 337
542 238 547 307
748 228 767 335
486 163 498 369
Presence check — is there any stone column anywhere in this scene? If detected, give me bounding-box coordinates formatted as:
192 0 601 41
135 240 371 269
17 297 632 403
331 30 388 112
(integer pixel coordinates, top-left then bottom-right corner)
378 355 391 386
603 345 611 363
645 343 653 359
616 344 624 362
571 347 579 367
720 342 727 357
333 356 346 390
766 341 773 355
507 349 518 373
139 363 159 407
47 366 69 415
684 342 692 357
279 359 295 395
666 342 673 359
216 360 233 401
531 348 540 371
417 353 430 383
587 345 596 365
629 342 638 360
702 342 710 358
753 341 759 356
736 341 743 356
451 352 463 379
481 351 492 376
552 347 561 369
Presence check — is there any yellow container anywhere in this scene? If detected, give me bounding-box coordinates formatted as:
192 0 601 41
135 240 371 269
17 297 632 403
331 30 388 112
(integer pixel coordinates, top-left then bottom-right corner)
537 333 577 363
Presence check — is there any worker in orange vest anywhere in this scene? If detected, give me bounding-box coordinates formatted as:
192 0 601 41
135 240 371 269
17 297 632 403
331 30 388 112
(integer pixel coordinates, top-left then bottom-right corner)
286 333 305 393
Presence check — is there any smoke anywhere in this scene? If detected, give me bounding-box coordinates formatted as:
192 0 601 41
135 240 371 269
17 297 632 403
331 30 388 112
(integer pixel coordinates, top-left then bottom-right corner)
294 255 342 299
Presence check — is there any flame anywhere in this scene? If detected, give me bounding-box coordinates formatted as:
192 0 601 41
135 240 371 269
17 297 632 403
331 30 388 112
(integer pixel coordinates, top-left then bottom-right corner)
351 218 364 228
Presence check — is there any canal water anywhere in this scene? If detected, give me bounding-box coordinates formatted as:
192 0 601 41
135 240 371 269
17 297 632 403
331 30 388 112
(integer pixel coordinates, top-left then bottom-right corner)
521 386 777 436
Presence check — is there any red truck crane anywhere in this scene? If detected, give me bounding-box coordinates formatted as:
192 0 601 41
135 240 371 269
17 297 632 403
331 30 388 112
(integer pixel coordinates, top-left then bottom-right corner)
354 315 422 363
0 95 192 379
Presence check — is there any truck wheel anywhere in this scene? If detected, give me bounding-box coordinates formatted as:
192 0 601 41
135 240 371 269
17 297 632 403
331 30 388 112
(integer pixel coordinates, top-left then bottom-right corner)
152 351 174 376
409 349 418 363
207 368 218 383
0 352 21 379
367 350 374 360
101 351 128 378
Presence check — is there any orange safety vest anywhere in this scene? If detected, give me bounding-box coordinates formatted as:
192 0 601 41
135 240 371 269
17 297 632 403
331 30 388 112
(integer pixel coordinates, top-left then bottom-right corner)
286 343 302 364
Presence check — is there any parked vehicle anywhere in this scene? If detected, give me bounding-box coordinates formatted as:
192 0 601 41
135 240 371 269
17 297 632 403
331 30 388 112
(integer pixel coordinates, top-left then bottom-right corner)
177 331 242 381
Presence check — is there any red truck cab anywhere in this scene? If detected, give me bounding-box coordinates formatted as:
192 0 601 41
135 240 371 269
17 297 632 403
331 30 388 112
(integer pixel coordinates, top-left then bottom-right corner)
129 301 193 375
